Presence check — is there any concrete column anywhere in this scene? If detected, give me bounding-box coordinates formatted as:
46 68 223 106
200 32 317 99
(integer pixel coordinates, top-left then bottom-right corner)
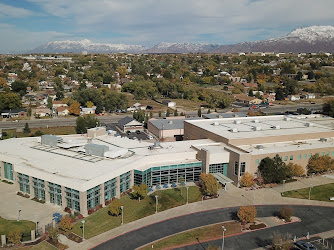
13 171 20 191
0 161 4 179
116 176 120 198
1 235 6 247
31 230 35 241
196 149 210 173
44 181 50 204
79 191 88 216
100 183 105 206
29 176 34 197
130 170 134 188
61 186 67 210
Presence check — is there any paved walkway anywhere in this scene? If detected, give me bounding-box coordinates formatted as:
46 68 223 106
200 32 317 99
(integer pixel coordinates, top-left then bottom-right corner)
0 182 65 228
68 173 334 250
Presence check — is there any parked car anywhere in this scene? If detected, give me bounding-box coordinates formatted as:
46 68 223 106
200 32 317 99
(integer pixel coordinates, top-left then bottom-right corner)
295 241 316 250
126 130 131 135
136 130 141 134
147 135 153 140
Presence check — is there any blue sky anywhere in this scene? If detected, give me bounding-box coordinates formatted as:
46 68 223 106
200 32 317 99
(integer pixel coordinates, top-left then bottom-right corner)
0 0 334 53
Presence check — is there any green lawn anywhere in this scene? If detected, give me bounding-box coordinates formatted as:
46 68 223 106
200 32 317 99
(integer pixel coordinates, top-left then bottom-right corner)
139 221 241 250
30 241 58 250
283 183 334 202
72 186 203 239
0 216 35 236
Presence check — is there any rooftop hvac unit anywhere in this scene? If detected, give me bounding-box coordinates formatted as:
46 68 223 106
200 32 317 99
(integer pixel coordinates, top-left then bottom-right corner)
212 122 219 126
306 122 313 127
41 134 63 147
273 125 280 130
320 138 328 142
229 128 238 133
168 121 173 124
85 143 109 157
284 117 291 121
253 126 262 131
256 145 264 149
252 119 259 123
234 120 241 124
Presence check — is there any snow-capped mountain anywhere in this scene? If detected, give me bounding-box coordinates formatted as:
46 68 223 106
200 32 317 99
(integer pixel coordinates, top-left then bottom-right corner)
30 39 146 53
212 25 334 53
146 42 220 53
30 26 334 54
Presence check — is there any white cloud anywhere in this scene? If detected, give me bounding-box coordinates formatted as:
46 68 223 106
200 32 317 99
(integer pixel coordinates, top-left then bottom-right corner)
0 3 34 18
7 0 334 48
0 24 72 53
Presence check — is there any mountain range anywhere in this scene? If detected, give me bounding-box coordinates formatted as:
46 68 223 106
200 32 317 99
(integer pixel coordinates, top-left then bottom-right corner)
30 25 334 54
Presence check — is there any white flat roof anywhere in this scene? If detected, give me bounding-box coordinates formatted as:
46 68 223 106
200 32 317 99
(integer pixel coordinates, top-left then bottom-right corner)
185 115 333 140
239 137 334 155
0 135 214 191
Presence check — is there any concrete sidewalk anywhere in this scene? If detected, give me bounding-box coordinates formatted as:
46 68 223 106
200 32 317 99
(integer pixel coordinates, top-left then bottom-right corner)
0 182 65 228
69 173 334 250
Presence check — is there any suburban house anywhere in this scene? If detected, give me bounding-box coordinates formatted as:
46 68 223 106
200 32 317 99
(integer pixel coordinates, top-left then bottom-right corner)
1 109 27 118
56 106 70 116
52 101 68 109
162 100 176 108
305 93 316 99
80 106 96 116
233 94 263 105
117 116 143 132
288 95 301 101
32 108 52 117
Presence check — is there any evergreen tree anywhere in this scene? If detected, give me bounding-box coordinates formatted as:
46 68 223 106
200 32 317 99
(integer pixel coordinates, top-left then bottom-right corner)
23 122 31 134
198 108 202 117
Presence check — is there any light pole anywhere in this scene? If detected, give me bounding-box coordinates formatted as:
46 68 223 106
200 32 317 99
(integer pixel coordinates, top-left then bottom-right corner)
81 220 85 241
222 226 226 250
155 195 158 213
308 184 313 200
120 206 124 225
186 186 189 204
282 179 286 195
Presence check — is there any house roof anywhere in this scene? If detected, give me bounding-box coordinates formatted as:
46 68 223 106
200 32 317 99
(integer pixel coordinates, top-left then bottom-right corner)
118 116 142 127
57 106 69 112
1 109 27 114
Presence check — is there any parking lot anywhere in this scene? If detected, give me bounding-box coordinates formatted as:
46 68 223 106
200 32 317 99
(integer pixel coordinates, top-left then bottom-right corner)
101 122 153 141
295 237 334 250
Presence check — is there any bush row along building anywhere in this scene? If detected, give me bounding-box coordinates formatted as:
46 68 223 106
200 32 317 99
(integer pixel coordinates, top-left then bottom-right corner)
1 115 334 215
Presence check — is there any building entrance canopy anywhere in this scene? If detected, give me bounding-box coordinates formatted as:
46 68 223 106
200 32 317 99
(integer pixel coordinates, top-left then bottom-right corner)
213 173 234 185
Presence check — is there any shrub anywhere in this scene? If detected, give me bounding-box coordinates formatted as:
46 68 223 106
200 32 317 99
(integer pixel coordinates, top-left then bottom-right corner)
24 194 30 198
249 223 266 230
286 163 305 177
47 227 59 243
279 206 293 222
240 172 255 187
105 200 111 206
64 207 71 213
96 204 103 210
237 205 257 224
77 214 84 219
58 216 73 235
88 208 95 215
8 230 22 245
109 198 122 216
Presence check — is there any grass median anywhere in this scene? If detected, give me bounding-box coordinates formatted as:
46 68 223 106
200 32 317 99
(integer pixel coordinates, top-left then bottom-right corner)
139 221 241 250
72 186 203 239
0 216 35 237
283 183 334 201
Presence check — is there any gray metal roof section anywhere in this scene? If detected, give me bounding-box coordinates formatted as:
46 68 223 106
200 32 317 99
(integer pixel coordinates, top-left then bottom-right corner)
213 173 234 184
118 116 135 127
149 117 203 130
85 143 109 157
